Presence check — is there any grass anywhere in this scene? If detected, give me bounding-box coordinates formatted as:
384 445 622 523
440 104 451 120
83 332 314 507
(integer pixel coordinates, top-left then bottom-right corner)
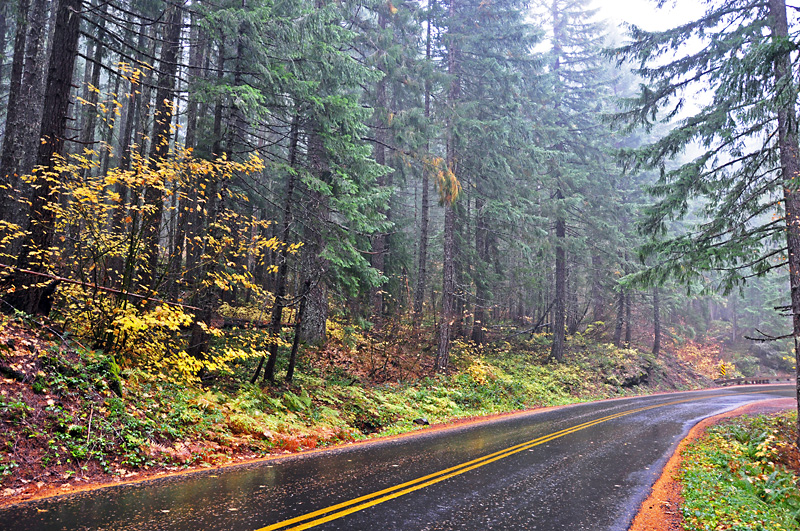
680 411 800 531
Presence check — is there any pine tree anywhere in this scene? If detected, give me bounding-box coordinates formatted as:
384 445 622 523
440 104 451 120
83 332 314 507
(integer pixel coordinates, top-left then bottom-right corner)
614 0 800 443
542 0 615 361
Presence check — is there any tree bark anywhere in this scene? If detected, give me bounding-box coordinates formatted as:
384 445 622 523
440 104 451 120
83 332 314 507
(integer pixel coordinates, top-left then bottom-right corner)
370 12 389 319
141 4 182 293
437 203 456 371
78 0 107 178
18 0 48 179
613 287 624 347
0 5 7 123
624 292 632 345
173 15 205 298
286 279 311 383
413 2 434 328
9 0 81 315
550 193 566 362
471 195 488 344
253 112 299 383
436 0 459 372
652 285 661 356
768 0 800 447
590 253 605 323
0 0 30 224
187 38 224 364
300 122 329 346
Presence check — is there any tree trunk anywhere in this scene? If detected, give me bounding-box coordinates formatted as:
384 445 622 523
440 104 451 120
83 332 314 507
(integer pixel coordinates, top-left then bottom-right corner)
141 4 182 293
187 38 224 363
652 285 661 356
437 203 456 371
624 292 632 345
436 0 459 371
471 196 488 344
18 0 48 180
0 5 7 126
369 10 390 319
413 3 433 328
613 287 624 347
590 253 604 323
300 122 329 346
286 279 311 383
182 24 208 290
78 0 107 178
9 0 81 315
253 113 299 383
567 267 580 335
550 195 566 362
768 0 800 447
0 0 30 224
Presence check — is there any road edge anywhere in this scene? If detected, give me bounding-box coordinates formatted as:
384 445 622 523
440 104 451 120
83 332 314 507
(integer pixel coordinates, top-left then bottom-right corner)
628 397 796 531
0 385 783 509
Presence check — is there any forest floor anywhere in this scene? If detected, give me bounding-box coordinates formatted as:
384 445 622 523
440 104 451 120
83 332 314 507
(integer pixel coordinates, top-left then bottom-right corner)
0 313 713 508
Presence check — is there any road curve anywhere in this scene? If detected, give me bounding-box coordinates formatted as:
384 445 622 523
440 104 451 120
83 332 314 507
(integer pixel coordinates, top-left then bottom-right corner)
0 385 793 531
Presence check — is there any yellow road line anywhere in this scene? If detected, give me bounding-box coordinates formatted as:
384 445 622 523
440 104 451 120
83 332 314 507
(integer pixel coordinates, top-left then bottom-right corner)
257 391 776 531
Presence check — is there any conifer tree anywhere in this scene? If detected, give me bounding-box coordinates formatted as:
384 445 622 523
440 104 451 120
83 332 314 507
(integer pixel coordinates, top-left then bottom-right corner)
614 0 800 442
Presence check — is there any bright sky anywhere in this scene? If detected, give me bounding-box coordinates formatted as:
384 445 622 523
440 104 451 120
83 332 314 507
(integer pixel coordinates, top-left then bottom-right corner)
594 0 706 32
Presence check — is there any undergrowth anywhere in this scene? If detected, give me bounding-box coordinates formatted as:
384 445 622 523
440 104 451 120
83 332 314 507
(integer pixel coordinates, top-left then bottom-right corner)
0 314 709 497
680 411 800 531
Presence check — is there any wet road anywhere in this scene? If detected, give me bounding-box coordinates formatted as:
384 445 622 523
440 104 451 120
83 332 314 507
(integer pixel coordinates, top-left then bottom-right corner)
0 385 793 531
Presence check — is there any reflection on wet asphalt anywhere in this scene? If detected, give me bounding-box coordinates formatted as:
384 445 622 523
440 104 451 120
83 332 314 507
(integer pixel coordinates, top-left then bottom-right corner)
0 386 792 531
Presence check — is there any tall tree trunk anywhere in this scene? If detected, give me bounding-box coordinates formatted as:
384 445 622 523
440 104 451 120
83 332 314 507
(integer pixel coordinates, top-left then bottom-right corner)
453 201 466 338
107 20 144 287
436 0 459 372
549 0 567 362
567 267 580 335
624 292 632 345
652 285 661 356
18 0 48 178
9 0 81 315
768 0 800 447
286 279 310 383
590 253 604 323
550 208 566 361
141 4 182 293
187 37 224 363
613 287 624 347
0 5 7 126
182 23 207 290
413 2 434 328
300 120 329 346
252 112 299 383
172 16 204 299
437 203 456 371
370 14 388 318
78 0 107 178
471 196 488 344
0 0 30 224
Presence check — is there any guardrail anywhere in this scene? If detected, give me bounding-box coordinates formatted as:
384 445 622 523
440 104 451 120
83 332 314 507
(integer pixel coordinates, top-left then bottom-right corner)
714 375 794 386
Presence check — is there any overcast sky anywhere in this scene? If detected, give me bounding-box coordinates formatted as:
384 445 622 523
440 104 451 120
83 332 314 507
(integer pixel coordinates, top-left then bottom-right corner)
594 0 706 32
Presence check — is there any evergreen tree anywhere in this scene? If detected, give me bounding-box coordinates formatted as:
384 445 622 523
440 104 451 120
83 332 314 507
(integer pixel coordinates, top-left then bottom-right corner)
614 0 800 442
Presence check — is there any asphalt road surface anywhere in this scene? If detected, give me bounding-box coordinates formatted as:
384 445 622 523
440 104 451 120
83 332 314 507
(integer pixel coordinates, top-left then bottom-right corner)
0 385 794 531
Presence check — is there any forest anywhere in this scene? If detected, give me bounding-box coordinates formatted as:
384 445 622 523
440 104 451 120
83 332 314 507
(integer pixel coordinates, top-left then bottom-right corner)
3 0 800 517
0 0 798 432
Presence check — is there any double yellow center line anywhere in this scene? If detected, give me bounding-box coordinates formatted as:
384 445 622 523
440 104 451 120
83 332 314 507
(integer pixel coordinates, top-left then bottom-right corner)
256 396 708 531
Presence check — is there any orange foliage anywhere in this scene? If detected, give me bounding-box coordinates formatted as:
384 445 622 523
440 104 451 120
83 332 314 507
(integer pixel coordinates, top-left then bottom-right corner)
674 339 723 378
